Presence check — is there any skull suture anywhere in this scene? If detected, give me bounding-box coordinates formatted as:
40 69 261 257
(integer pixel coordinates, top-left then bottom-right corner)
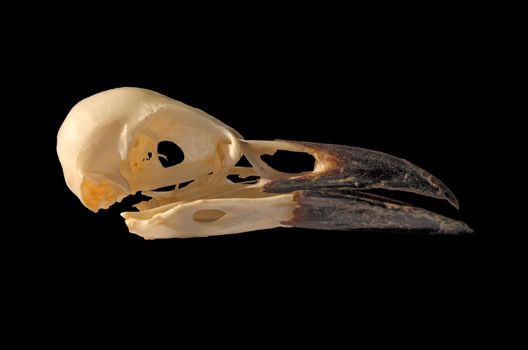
57 88 472 239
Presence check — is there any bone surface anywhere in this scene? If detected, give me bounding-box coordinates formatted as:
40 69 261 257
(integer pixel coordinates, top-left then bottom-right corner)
57 87 472 239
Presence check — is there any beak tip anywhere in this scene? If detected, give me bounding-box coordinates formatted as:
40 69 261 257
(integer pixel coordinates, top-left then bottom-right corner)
461 222 474 234
440 219 473 234
445 192 460 210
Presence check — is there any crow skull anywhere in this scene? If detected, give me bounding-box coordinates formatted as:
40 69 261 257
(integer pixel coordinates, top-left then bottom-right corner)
57 87 471 239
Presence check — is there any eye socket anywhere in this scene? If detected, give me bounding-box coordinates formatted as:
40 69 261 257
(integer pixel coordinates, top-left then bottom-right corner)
157 141 185 168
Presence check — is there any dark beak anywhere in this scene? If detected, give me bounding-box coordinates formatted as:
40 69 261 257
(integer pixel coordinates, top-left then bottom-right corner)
264 141 472 234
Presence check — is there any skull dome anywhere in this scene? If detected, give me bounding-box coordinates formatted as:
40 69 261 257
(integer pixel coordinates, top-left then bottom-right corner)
57 87 242 212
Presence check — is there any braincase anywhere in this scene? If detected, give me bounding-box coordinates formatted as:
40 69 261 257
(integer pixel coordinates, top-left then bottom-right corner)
58 87 243 200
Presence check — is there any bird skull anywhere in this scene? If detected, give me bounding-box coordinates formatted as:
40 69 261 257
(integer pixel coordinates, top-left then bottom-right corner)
57 87 472 239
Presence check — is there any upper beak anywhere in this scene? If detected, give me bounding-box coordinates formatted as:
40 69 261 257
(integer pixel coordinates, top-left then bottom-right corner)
264 141 472 234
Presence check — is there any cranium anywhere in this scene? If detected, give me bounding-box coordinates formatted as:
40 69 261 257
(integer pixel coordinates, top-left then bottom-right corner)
57 87 472 239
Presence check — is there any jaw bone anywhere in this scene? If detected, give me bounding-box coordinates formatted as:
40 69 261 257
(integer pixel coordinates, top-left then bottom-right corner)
57 87 472 239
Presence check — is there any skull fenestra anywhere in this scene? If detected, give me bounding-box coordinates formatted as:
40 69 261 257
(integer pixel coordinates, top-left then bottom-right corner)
57 87 471 239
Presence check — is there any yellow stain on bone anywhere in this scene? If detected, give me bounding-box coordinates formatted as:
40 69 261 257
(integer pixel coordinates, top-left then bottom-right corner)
81 180 121 211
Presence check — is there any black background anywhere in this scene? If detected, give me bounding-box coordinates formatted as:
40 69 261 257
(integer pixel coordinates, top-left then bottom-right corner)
7 10 503 332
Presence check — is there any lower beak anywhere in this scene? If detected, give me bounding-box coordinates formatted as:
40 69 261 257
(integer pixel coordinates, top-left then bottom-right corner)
265 141 472 234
